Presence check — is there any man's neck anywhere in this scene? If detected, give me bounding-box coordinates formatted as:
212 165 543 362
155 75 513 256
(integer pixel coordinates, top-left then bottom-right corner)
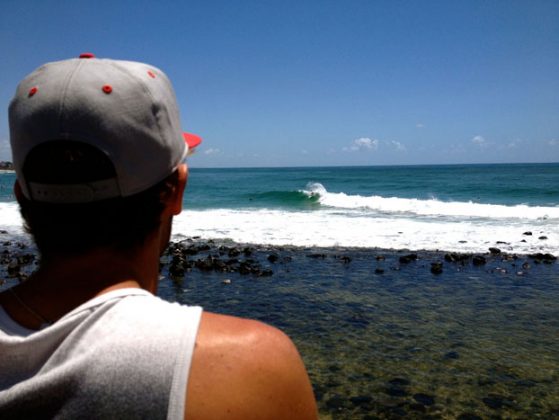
0 238 162 330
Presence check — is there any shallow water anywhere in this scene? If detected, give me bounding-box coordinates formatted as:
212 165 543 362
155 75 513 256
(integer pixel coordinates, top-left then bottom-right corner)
1 233 557 418
158 242 559 419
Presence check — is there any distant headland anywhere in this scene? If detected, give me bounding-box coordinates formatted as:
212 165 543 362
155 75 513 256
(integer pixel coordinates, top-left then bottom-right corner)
0 162 14 171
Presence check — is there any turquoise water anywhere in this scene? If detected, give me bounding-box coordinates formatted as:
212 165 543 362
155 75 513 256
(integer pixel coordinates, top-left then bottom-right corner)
5 162 557 206
2 163 558 253
183 163 559 210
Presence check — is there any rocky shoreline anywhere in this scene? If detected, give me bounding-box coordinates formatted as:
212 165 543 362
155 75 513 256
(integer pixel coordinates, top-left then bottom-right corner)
162 236 557 282
1 234 557 288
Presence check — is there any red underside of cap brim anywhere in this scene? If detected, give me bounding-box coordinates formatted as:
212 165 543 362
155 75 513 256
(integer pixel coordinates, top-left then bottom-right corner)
183 132 202 150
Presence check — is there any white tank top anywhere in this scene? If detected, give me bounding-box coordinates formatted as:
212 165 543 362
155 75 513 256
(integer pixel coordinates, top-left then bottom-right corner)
0 288 202 419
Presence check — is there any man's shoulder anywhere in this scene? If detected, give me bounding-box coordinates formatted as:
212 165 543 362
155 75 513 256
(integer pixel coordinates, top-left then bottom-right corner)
185 311 318 419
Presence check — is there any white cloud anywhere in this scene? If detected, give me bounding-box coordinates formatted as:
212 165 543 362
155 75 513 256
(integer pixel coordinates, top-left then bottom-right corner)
471 135 488 148
506 139 522 149
204 148 221 155
344 137 379 152
548 139 558 147
301 149 309 155
390 140 407 152
416 123 424 128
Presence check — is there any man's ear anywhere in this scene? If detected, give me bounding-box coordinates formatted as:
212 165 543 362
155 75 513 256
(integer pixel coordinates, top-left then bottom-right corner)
168 163 188 216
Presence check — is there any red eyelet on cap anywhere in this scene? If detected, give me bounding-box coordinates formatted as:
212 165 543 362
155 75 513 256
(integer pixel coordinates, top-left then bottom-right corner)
147 70 156 78
102 85 113 94
28 87 38 97
79 53 95 59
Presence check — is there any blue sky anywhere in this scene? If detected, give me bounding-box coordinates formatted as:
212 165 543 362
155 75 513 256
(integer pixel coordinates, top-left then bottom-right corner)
1 0 558 167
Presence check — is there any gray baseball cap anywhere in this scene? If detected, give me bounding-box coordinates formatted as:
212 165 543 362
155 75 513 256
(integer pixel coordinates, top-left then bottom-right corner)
9 53 201 203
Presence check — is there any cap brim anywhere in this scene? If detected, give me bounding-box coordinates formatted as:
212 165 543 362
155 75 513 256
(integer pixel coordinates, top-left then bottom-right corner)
183 133 202 153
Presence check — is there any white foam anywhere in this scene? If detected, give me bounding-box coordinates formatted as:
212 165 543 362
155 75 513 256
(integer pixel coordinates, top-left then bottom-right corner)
173 208 559 254
1 200 556 254
0 202 25 230
301 183 559 220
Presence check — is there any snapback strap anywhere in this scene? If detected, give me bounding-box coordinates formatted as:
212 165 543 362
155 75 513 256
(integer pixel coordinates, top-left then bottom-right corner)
28 178 121 203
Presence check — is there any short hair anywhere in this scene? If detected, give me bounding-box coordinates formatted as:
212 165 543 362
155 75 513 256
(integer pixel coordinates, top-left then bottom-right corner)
18 140 178 257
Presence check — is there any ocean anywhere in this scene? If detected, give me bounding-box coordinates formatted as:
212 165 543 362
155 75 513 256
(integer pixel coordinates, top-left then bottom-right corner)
1 163 558 254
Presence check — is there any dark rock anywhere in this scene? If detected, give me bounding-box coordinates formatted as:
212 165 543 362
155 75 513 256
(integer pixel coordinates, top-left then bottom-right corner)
258 269 273 277
430 262 443 275
267 253 279 263
472 256 486 266
325 378 342 388
399 254 418 264
521 262 530 270
349 395 372 406
169 265 185 277
338 255 352 264
489 247 501 255
184 246 201 255
228 248 241 257
482 395 505 409
413 393 435 406
388 378 410 387
523 231 532 236
538 236 548 240
528 253 557 263
375 268 385 274
444 253 469 263
444 351 460 360
515 379 536 387
496 241 508 245
242 247 253 256
195 257 215 271
307 253 326 259
17 254 34 265
347 314 369 328
375 255 386 261
7 260 20 276
385 387 409 397
238 262 252 275
478 377 496 387
409 403 426 412
325 394 348 411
